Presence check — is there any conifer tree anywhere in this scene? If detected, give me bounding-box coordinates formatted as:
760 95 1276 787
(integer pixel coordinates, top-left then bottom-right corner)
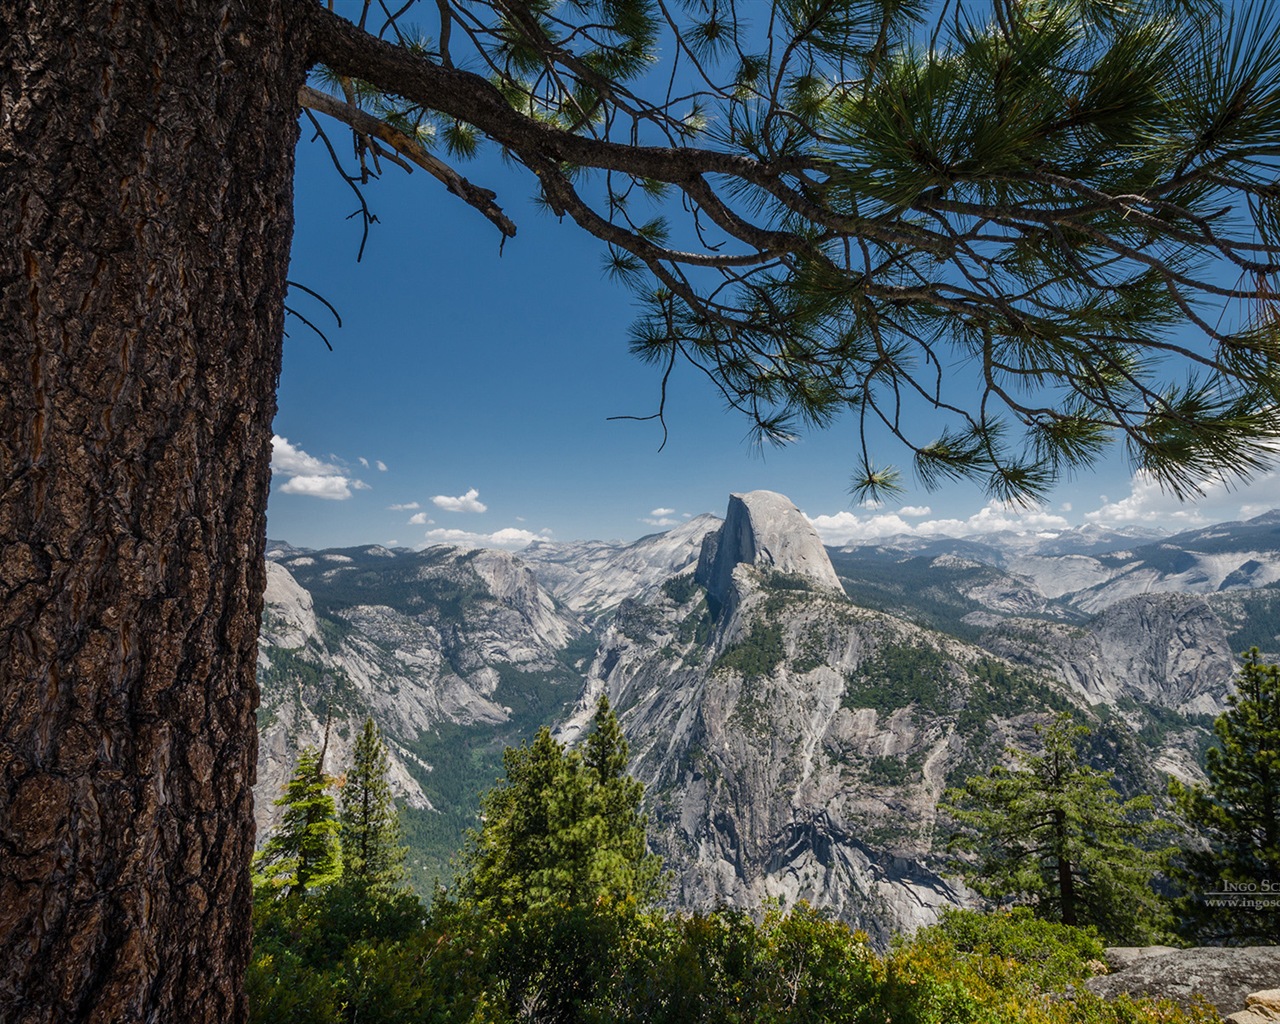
254 747 343 899
340 718 408 889
450 696 664 1022
460 697 664 916
20 1 1280 1018
945 716 1170 942
1169 648 1280 942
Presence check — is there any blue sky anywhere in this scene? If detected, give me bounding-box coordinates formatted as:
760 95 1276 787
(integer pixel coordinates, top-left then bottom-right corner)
268 75 1280 552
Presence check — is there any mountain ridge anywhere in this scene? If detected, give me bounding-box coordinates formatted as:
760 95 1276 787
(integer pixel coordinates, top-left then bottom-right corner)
256 498 1280 937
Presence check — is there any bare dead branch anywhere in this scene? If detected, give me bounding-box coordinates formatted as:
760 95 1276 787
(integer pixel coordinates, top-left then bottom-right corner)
299 83 517 239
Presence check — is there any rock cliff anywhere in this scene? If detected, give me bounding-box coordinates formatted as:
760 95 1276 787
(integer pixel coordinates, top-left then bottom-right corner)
560 494 1095 944
695 490 843 615
255 545 585 859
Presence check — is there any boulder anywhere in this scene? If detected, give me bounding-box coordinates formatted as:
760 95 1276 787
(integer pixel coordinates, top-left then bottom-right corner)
1087 947 1280 1014
1226 987 1280 1024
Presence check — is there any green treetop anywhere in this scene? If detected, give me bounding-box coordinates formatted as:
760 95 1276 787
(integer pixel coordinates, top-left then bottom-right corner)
1170 648 1280 942
945 715 1170 943
458 695 664 917
253 746 343 899
339 718 408 889
447 696 665 1023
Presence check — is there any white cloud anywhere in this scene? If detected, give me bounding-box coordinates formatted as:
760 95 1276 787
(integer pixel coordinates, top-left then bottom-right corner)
388 502 420 511
408 512 433 525
433 488 488 513
807 502 1071 546
272 435 341 477
280 474 355 500
352 479 372 490
272 436 358 500
898 505 932 518
643 516 679 527
421 526 549 550
387 539 398 547
358 456 370 468
376 460 388 472
1083 467 1280 529
650 507 676 516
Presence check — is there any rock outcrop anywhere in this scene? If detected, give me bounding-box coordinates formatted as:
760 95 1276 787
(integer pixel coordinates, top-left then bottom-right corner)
1087 946 1280 1014
695 490 843 614
980 594 1236 717
1227 989 1280 1024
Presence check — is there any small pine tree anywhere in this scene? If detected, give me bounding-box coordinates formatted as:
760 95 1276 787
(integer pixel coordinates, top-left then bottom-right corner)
449 696 665 1022
253 746 343 898
945 715 1170 942
583 694 630 780
1169 648 1280 943
340 718 407 889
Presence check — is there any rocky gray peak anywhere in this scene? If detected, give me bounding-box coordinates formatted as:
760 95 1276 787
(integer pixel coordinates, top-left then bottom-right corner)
522 514 723 619
695 490 843 611
261 560 320 649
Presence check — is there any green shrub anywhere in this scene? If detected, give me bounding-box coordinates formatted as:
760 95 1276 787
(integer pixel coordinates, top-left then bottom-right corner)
715 621 786 680
662 574 702 605
843 643 952 715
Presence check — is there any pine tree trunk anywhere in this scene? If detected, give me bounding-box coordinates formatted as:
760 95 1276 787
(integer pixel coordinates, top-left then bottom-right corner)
1 2 307 1020
1053 809 1078 927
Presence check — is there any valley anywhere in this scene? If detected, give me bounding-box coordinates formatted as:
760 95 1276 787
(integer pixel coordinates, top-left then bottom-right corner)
256 493 1280 937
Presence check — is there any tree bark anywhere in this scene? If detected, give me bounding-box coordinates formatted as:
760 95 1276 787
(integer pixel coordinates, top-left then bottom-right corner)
1053 809 1078 927
0 2 307 1021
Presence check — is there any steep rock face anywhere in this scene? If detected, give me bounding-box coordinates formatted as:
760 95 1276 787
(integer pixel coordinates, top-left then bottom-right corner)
255 547 585 839
695 491 843 614
557 488 1111 945
452 548 579 660
980 594 1235 717
561 565 1073 945
261 559 321 649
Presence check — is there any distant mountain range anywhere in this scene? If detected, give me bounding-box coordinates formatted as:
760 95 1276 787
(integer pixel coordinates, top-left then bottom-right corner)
257 501 1280 941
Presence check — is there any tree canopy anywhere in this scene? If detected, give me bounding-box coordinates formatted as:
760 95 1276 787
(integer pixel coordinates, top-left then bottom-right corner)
1170 648 1280 942
945 715 1171 942
254 747 345 899
304 0 1280 502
